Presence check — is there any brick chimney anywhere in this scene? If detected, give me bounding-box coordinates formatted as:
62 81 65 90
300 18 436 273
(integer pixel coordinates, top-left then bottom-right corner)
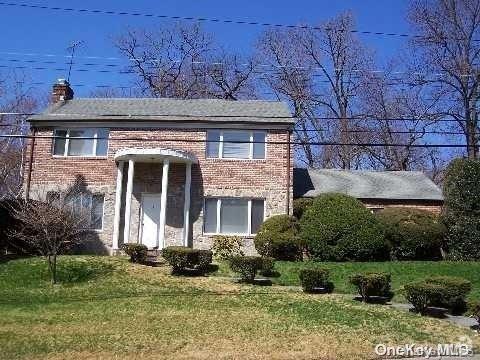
51 79 74 103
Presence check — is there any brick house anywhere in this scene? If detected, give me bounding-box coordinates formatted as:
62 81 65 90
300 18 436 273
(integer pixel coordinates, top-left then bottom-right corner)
293 168 444 214
24 80 294 255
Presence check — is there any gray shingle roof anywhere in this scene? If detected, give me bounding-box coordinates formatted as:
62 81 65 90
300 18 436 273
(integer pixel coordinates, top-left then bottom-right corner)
294 168 443 201
28 98 294 124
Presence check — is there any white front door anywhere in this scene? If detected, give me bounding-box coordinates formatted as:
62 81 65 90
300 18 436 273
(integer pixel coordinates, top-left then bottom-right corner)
141 194 162 248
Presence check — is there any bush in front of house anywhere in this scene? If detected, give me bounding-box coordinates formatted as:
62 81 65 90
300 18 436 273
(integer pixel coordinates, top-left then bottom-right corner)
254 215 302 261
349 272 393 302
162 246 213 274
259 256 276 277
404 276 472 315
228 255 264 283
299 268 334 293
122 243 148 263
211 235 244 260
293 198 314 219
376 208 445 260
468 301 480 329
299 193 388 261
442 158 480 260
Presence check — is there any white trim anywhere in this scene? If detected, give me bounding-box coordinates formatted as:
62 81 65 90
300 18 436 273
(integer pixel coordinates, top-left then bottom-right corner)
52 127 109 158
114 147 197 163
206 130 266 160
123 159 135 244
203 197 265 236
139 192 162 249
33 121 294 130
158 159 170 249
182 162 192 247
216 198 221 234
112 161 124 250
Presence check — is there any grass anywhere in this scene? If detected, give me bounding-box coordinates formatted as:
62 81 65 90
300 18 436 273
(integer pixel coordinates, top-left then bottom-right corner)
0 256 479 359
216 260 480 302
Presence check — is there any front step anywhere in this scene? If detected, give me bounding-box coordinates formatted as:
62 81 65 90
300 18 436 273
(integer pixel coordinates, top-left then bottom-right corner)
144 249 165 267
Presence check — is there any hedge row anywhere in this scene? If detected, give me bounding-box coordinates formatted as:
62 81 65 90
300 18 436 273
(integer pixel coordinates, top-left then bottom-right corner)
255 194 447 262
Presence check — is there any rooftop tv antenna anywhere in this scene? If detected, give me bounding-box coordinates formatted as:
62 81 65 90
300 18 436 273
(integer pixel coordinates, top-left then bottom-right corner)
66 40 84 82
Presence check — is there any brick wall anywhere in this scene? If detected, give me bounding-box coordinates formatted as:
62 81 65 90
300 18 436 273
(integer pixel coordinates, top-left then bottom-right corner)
361 199 443 214
24 126 293 254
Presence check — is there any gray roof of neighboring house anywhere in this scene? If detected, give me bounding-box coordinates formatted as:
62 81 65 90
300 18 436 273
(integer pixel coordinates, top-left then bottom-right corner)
28 98 294 124
293 168 444 201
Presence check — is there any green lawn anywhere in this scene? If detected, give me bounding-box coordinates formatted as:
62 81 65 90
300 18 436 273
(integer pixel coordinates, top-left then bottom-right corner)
0 256 478 359
216 260 480 302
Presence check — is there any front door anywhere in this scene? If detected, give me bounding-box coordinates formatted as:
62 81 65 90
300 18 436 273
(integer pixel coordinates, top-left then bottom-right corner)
141 194 161 248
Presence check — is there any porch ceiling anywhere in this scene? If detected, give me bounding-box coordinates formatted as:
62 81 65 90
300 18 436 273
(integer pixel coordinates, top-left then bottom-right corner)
114 148 198 163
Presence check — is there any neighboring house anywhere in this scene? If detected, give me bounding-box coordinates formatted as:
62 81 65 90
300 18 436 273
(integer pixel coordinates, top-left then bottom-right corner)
24 79 294 254
294 168 444 214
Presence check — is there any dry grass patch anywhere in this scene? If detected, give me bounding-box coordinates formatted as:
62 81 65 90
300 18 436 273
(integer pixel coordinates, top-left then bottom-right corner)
0 256 478 359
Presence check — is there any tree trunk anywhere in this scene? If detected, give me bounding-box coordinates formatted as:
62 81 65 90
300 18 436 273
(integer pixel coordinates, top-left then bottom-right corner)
47 254 57 284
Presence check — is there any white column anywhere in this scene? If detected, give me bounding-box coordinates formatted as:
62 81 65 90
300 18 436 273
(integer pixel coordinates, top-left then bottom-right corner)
158 159 170 248
182 162 192 247
112 161 124 250
123 159 135 244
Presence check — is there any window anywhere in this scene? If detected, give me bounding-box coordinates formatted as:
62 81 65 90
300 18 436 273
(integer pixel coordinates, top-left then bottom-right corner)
206 130 266 159
203 198 265 235
48 191 105 230
52 128 109 157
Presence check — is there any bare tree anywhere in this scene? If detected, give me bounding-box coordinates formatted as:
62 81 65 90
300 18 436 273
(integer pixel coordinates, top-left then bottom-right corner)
359 69 440 170
258 12 373 169
408 0 480 159
115 22 258 100
8 181 91 284
0 72 38 199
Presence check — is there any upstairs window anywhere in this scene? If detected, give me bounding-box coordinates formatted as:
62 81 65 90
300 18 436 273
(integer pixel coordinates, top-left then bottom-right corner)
206 130 266 159
53 128 109 157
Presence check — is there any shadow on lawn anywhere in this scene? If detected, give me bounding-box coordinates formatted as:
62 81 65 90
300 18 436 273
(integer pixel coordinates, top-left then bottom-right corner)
55 259 116 284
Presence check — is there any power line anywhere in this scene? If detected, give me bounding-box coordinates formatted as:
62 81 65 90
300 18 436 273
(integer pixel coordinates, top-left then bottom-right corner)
1 52 479 78
0 133 469 148
0 122 466 136
0 2 418 39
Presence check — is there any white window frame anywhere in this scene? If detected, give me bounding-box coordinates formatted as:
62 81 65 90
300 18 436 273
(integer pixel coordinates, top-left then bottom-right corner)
206 130 266 160
63 192 105 232
52 128 109 157
203 197 265 236
90 193 105 232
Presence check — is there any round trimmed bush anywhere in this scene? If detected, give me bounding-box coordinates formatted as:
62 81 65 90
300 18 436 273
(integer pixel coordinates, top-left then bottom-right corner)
349 272 393 302
443 158 480 260
405 276 471 314
254 215 302 261
299 268 334 293
162 246 213 274
229 255 264 283
299 193 387 261
376 208 445 260
122 243 148 263
259 256 276 277
293 198 313 219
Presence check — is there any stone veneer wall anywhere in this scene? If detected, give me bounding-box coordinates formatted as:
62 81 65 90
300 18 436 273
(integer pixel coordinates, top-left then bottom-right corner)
24 127 292 255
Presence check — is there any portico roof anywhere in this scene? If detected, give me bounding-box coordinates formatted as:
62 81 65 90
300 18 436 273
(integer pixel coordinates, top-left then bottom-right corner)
114 148 198 163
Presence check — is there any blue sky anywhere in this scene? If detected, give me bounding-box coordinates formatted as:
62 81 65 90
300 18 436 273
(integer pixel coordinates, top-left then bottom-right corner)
0 0 410 97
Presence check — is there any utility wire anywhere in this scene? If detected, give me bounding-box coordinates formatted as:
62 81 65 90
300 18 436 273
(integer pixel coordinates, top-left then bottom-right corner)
0 122 466 135
1 52 479 78
0 2 428 39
